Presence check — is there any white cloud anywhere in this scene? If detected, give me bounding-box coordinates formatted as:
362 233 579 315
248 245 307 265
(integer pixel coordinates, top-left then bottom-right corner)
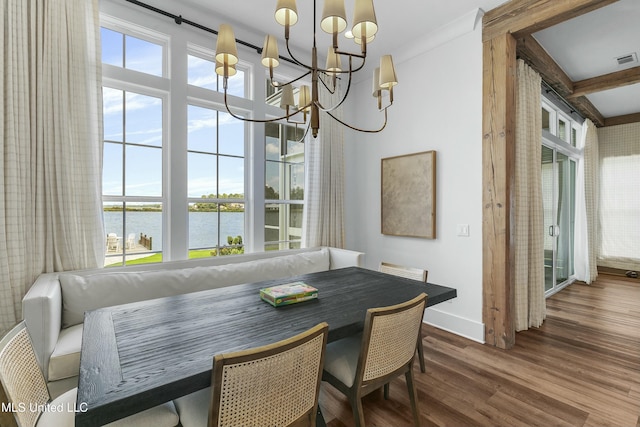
188 116 216 133
187 176 216 198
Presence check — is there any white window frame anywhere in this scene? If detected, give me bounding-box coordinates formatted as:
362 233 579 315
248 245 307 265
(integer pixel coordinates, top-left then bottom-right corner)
541 100 556 135
99 1 308 264
100 18 170 264
541 93 584 296
264 122 306 251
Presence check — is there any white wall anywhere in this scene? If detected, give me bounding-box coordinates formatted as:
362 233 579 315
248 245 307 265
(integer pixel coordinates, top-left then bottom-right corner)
100 0 488 341
343 10 486 342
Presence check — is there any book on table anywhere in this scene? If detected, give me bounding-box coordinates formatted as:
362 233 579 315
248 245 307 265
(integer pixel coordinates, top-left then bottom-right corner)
260 282 318 307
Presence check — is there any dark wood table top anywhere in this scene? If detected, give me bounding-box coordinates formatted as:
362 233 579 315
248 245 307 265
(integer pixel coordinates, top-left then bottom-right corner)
76 266 456 426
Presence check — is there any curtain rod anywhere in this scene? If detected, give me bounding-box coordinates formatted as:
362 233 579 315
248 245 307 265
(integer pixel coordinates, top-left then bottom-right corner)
124 0 299 66
541 80 585 123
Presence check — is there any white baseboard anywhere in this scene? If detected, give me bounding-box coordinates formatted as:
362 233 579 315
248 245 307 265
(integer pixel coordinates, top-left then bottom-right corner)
423 307 485 344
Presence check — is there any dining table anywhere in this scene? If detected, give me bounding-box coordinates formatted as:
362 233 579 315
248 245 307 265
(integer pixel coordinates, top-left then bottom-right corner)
75 266 457 426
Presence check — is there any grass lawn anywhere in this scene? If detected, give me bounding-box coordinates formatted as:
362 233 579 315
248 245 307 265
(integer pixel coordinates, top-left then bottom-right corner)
114 249 215 266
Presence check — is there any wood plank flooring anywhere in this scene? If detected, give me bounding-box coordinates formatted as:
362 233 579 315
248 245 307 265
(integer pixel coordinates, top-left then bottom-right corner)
319 274 640 427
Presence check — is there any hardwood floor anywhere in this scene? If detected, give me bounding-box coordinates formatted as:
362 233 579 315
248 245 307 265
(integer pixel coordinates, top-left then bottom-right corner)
319 274 640 427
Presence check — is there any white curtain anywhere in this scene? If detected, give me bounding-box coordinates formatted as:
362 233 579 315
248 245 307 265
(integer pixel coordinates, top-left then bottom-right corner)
303 76 345 248
514 60 545 331
574 119 599 283
0 0 104 334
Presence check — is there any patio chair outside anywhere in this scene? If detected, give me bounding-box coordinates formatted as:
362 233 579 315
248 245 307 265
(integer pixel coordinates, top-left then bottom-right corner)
106 233 120 252
126 233 136 250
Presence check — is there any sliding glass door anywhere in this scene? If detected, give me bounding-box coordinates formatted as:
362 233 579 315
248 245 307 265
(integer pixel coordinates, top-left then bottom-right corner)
542 145 577 294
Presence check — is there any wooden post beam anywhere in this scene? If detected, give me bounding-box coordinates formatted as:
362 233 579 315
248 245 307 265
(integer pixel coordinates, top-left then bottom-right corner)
481 0 623 349
482 33 516 349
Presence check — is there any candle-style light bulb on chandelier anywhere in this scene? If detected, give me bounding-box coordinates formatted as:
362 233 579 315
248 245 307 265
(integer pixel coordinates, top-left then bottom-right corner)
215 0 398 139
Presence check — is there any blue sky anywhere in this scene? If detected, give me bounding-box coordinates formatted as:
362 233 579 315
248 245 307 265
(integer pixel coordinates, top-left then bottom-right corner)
101 28 245 199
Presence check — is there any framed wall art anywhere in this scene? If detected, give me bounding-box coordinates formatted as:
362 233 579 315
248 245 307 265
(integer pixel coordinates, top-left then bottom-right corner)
381 150 436 239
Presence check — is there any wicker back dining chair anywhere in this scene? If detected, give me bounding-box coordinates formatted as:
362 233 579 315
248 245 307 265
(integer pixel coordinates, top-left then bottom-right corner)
175 322 329 427
379 262 428 282
379 262 428 373
0 322 179 427
322 294 427 427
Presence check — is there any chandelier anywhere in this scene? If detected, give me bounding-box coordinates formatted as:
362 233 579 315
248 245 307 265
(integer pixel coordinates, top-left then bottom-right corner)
214 0 398 139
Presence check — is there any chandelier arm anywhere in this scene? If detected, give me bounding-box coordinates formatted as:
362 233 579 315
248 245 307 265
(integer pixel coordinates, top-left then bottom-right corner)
312 55 366 75
332 52 366 73
315 82 350 112
293 120 312 143
347 56 366 73
324 107 388 133
317 73 337 95
269 70 312 88
333 49 366 60
315 63 355 113
223 88 311 123
284 38 313 70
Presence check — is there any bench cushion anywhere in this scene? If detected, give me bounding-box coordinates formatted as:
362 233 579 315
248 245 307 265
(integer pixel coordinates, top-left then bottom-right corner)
48 324 83 381
60 248 330 328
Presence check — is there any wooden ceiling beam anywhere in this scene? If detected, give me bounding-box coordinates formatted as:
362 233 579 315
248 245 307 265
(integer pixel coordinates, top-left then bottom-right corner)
569 95 606 127
515 35 573 95
516 34 606 126
483 0 619 43
568 66 640 98
604 112 640 127
486 0 640 127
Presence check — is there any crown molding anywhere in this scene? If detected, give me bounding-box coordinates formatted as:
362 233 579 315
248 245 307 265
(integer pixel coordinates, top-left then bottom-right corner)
393 8 484 67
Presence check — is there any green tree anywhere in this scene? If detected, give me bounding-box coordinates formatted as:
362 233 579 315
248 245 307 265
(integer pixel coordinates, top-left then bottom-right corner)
265 185 279 200
290 186 304 200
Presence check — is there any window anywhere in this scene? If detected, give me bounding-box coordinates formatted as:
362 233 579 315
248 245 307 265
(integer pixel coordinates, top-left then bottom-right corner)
598 126 640 270
187 105 245 255
541 93 583 295
558 115 568 142
100 10 307 266
571 125 579 147
187 51 245 97
541 105 552 133
541 98 581 148
101 23 166 267
100 27 164 76
265 122 305 250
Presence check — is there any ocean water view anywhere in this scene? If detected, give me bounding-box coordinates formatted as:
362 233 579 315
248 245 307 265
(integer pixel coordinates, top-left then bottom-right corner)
104 211 245 251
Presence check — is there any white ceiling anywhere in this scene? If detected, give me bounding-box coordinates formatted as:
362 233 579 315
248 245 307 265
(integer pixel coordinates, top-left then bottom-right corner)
135 0 639 120
176 0 508 58
533 0 640 119
143 0 507 73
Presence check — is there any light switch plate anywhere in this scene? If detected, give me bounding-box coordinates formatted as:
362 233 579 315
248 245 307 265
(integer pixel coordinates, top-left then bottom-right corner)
457 224 470 237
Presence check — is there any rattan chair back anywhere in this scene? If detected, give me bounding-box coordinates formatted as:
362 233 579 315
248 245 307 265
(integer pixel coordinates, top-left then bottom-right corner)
209 322 328 427
379 262 428 282
0 322 50 427
359 294 427 384
379 262 429 374
321 294 427 427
